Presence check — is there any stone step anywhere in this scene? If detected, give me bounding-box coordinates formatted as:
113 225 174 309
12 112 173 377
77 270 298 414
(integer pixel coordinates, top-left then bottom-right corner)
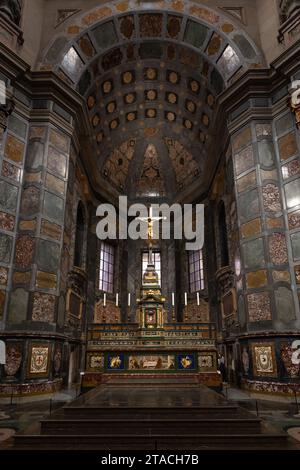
40 417 262 435
14 433 291 451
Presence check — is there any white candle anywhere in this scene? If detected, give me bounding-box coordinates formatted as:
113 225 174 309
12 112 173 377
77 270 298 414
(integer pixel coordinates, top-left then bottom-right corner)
184 292 187 306
172 292 175 306
197 292 200 306
103 292 106 307
128 293 131 306
116 293 119 307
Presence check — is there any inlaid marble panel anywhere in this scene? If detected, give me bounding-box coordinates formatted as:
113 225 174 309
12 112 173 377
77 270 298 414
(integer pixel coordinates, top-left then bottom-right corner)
0 211 15 231
236 170 256 193
15 235 35 268
273 270 290 282
92 21 118 50
266 217 284 229
258 141 275 168
232 127 252 152
40 219 62 241
4 135 25 163
247 292 271 322
45 173 65 195
275 113 293 135
19 219 37 231
282 159 300 180
217 45 240 80
0 233 12 263
233 34 256 59
291 231 300 260
1 161 21 182
243 238 265 270
13 271 31 285
32 293 56 322
77 34 96 58
0 181 18 211
21 186 40 215
0 267 8 286
49 129 69 154
0 290 5 318
275 286 296 323
278 132 298 161
234 145 254 176
241 218 261 239
8 288 29 323
61 47 84 80
288 210 300 230
139 14 163 37
255 123 272 138
8 115 27 139
167 15 182 39
26 141 44 169
184 20 208 48
285 178 300 208
47 146 67 177
43 192 64 223
262 184 282 213
119 15 135 39
260 169 278 181
238 188 260 223
37 239 60 272
269 233 288 265
246 270 268 289
36 271 57 290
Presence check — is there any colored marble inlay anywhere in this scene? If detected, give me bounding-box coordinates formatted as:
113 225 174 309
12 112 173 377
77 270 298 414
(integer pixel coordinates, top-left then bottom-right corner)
4 135 25 163
233 128 252 152
236 170 256 193
32 293 56 322
21 187 40 215
241 218 261 239
267 217 284 230
36 271 57 289
0 267 8 286
273 270 290 283
0 211 15 231
278 132 298 161
282 159 300 180
0 233 12 263
234 145 254 176
262 184 282 213
288 210 300 230
139 14 162 37
49 129 69 154
15 235 35 268
246 270 268 289
47 146 67 177
269 233 288 265
40 219 62 241
13 271 31 285
248 292 271 322
255 123 272 138
1 161 21 182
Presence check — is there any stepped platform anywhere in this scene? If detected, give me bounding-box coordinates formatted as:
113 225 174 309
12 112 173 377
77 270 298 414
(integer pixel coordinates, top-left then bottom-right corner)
11 377 300 451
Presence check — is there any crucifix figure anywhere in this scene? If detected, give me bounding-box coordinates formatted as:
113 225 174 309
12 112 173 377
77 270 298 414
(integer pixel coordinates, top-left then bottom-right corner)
137 206 166 264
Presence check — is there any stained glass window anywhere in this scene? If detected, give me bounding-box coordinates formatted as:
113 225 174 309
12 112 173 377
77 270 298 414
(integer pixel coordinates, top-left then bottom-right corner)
99 242 114 293
188 249 205 293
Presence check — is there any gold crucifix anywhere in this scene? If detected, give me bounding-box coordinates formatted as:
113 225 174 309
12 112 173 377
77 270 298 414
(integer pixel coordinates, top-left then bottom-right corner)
138 207 166 263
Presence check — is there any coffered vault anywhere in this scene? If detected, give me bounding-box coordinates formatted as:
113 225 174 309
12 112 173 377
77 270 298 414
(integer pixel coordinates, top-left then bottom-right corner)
40 1 264 202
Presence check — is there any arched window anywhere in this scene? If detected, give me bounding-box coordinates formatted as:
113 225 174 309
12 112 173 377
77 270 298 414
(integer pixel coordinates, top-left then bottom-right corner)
74 202 85 267
218 201 229 267
188 249 205 293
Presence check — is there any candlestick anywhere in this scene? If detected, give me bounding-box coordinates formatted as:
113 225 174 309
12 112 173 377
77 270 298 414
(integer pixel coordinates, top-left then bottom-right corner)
103 292 106 307
197 292 200 306
172 292 175 306
128 293 131 307
184 292 187 306
116 293 119 307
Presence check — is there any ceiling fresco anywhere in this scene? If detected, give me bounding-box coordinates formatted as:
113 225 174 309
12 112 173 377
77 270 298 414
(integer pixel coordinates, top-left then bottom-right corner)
41 2 264 201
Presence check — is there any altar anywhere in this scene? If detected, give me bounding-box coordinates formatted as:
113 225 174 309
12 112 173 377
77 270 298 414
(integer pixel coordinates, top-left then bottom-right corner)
83 235 221 391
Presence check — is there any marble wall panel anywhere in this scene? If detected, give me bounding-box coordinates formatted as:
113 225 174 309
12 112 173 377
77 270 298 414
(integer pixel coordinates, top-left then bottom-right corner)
49 129 69 154
278 132 298 161
0 290 5 317
20 186 40 215
13 271 31 285
0 181 18 211
238 188 260 223
267 217 284 230
32 292 56 322
262 184 282 213
288 210 300 230
275 113 293 135
247 292 271 322
8 288 29 323
26 141 44 169
234 145 254 176
273 270 290 282
282 159 300 180
243 238 265 270
285 178 300 208
37 239 60 272
4 135 25 163
43 192 64 223
258 141 275 168
8 115 27 139
15 235 35 268
0 211 15 231
0 266 8 286
236 170 256 193
268 233 288 265
241 218 261 239
139 14 163 37
47 146 67 177
246 270 268 289
275 286 296 322
1 161 21 182
19 219 37 231
45 173 65 195
184 20 208 48
291 231 300 260
0 233 13 263
260 169 278 181
232 127 252 152
36 271 57 290
40 219 62 241
255 123 272 138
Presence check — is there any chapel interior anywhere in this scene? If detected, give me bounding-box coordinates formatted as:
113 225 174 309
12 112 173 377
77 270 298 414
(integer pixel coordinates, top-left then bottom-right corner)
0 0 300 451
